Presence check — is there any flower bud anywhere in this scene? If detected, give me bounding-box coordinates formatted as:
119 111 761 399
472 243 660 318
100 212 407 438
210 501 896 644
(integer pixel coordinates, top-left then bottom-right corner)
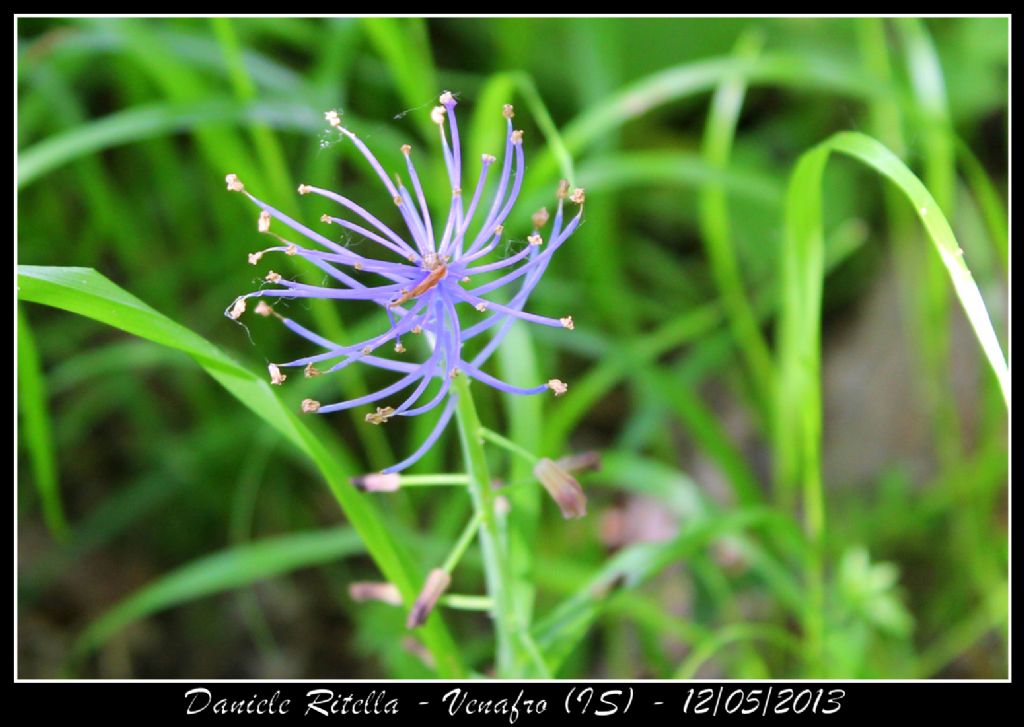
407 569 451 629
350 472 401 492
533 457 587 519
348 581 402 605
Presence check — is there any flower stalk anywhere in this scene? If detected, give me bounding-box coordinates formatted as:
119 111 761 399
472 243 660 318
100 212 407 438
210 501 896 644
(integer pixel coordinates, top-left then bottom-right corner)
452 371 524 677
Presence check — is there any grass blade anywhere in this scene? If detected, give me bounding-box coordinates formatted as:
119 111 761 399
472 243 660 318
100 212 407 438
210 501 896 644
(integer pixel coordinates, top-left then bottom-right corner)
73 528 364 660
18 265 465 677
17 305 68 540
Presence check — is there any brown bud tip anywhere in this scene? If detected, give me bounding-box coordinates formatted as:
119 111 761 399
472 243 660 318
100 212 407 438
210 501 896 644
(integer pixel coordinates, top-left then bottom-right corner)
548 379 568 396
511 129 524 145
258 210 271 233
301 398 321 413
351 472 401 492
348 581 403 606
570 187 586 205
365 406 396 425
407 569 451 629
255 300 274 317
557 179 570 200
430 106 446 125
440 91 455 106
502 104 514 119
534 458 587 519
304 362 321 378
268 363 287 386
532 207 550 229
228 298 247 320
560 316 574 330
225 173 244 192
556 451 603 474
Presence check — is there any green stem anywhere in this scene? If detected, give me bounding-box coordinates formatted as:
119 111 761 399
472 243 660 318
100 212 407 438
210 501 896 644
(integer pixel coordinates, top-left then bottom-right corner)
441 594 495 611
399 474 471 487
442 511 483 574
480 427 540 465
452 373 522 677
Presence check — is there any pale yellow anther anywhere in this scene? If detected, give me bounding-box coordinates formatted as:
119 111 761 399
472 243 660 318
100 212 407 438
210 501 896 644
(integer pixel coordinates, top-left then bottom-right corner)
560 316 574 330
248 251 264 265
511 129 524 144
557 179 570 200
229 298 247 320
494 224 504 235
265 270 282 283
304 363 321 378
324 109 341 127
412 326 423 335
225 173 244 192
268 363 287 386
448 367 461 379
548 379 568 396
528 234 543 247
475 302 488 312
570 187 586 205
354 262 363 271
320 214 332 224
482 153 496 165
258 210 271 233
532 207 550 229
440 91 455 105
298 184 312 195
361 346 372 355
394 342 406 354
301 398 321 413
502 104 514 119
285 244 298 256
393 196 403 206
461 276 470 283
453 187 462 198
255 301 274 317
365 406 396 425
401 143 412 155
430 106 446 125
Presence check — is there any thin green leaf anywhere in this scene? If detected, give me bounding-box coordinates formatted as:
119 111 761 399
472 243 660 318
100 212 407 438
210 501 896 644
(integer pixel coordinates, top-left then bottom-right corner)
17 305 68 540
74 528 365 658
18 265 465 677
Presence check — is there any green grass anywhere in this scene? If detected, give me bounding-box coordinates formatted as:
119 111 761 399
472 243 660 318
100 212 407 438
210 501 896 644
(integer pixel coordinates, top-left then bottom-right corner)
17 17 1007 680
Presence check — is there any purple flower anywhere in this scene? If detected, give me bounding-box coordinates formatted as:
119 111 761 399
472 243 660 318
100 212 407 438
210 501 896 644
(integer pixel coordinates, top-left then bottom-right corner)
225 92 584 473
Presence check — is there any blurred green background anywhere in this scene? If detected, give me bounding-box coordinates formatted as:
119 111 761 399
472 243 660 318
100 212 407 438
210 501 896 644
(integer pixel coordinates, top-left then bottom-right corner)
17 17 1008 679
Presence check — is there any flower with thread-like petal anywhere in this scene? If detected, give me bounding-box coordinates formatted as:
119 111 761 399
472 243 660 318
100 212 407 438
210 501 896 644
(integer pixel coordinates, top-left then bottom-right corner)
225 93 583 473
